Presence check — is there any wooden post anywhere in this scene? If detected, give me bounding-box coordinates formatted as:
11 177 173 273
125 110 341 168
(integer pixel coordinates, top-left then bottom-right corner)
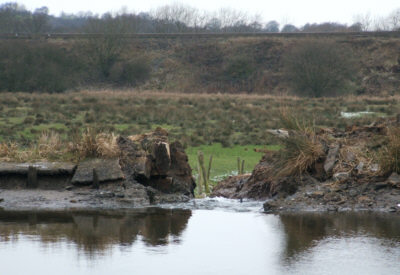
198 151 209 194
196 155 203 196
237 157 241 175
27 166 38 188
207 155 213 182
93 168 99 189
241 159 245 175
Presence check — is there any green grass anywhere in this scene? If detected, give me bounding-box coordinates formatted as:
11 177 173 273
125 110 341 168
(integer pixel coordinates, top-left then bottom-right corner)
186 143 280 184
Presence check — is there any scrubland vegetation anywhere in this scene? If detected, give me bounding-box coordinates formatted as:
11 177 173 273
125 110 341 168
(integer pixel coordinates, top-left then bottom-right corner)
1 3 400 184
0 91 398 146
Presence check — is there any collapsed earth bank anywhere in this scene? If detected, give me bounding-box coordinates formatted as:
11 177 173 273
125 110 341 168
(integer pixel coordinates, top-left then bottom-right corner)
211 119 400 213
0 128 196 210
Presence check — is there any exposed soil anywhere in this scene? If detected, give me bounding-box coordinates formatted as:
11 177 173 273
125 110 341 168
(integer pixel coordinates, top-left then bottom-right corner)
0 129 195 211
211 118 400 213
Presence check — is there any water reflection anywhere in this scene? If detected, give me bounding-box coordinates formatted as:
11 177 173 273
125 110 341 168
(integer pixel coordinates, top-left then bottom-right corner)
0 208 400 275
0 208 191 253
279 212 400 260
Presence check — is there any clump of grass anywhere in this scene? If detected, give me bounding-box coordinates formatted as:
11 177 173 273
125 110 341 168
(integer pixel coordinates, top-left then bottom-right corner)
275 131 325 177
35 131 64 159
0 129 120 162
69 128 120 160
273 108 326 177
0 142 19 161
378 127 400 175
95 133 119 158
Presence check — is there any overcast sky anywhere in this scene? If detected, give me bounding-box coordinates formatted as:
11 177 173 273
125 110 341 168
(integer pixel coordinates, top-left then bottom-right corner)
8 0 400 26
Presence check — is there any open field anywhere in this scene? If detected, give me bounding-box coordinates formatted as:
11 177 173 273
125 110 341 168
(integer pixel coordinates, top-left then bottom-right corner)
1 90 400 180
0 90 398 146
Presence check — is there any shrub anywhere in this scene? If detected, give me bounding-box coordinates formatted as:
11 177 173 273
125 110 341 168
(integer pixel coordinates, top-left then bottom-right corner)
111 58 151 86
223 55 256 84
283 40 358 97
0 41 82 92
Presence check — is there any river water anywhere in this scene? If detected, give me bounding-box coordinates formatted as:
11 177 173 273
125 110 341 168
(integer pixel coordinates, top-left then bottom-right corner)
0 198 399 275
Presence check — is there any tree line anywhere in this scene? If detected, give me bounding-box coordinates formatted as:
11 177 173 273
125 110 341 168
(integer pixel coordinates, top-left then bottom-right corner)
1 2 400 34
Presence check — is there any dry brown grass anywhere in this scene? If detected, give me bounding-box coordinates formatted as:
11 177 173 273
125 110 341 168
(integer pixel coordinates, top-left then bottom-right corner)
0 129 120 162
273 108 326 177
378 127 400 175
275 131 326 177
68 128 120 160
0 142 19 161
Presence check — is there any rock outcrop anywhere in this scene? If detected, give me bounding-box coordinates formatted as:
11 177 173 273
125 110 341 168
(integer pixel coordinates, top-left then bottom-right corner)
118 127 195 197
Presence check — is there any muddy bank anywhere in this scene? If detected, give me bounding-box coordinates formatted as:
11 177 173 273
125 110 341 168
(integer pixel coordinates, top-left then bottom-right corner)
0 128 195 211
211 119 400 213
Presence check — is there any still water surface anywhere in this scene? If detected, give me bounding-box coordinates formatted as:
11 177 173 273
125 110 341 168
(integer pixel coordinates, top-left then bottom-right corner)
0 199 399 275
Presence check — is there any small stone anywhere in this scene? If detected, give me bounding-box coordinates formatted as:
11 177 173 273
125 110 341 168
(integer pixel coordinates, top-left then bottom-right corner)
370 164 379 173
333 172 350 181
355 162 364 173
344 151 356 162
324 144 340 175
324 192 341 202
327 205 338 212
115 193 125 198
263 201 278 212
69 199 77 203
310 191 325 199
0 198 4 203
387 172 400 187
95 191 115 198
65 185 74 191
374 182 388 191
358 196 372 204
349 189 358 197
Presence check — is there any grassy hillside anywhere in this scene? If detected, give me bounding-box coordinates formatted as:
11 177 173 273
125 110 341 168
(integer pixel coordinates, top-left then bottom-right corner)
1 35 400 94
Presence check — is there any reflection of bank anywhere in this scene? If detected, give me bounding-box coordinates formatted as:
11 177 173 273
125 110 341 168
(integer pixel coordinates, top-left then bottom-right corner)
0 208 191 254
279 213 400 260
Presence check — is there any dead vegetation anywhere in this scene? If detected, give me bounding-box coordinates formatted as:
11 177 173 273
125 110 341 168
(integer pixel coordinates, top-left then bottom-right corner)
378 127 400 175
269 107 396 180
0 129 120 162
273 108 326 177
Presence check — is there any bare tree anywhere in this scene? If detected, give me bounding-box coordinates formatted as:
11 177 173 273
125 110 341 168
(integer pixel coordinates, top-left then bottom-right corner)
151 3 201 33
387 8 400 30
84 14 129 78
353 13 372 31
31 6 49 33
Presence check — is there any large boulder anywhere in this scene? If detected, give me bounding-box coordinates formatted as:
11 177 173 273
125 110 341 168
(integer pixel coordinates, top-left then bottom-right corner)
118 128 195 197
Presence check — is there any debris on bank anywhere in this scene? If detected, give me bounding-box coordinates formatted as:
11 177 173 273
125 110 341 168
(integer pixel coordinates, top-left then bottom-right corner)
0 128 196 210
211 116 400 213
